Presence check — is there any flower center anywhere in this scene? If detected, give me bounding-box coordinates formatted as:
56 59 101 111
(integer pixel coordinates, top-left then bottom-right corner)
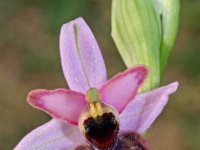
78 88 120 150
85 88 103 118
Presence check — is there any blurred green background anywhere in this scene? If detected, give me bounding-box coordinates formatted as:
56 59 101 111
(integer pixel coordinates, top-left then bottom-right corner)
0 0 200 149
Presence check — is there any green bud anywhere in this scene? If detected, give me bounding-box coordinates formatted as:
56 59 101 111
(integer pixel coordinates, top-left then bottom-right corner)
111 0 179 92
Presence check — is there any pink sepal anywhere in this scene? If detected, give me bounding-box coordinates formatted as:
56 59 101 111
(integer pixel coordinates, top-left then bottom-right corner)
14 119 88 150
119 82 179 134
59 17 107 93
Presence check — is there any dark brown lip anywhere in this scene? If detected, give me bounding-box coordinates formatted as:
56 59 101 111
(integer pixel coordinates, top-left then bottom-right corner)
76 132 150 150
83 112 119 150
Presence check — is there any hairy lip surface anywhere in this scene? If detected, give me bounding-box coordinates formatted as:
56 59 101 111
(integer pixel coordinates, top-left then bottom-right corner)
75 132 150 150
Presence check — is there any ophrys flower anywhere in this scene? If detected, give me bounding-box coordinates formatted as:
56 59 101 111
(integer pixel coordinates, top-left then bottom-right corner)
15 18 178 150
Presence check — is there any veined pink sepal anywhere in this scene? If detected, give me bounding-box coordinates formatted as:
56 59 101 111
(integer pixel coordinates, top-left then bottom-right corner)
100 65 148 113
119 82 179 134
14 119 88 150
59 17 107 93
27 89 86 125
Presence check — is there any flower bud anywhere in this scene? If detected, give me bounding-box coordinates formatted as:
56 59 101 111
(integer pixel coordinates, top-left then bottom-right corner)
112 0 179 92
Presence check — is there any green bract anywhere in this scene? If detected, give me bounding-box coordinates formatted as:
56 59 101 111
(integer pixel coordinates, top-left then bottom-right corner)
112 0 179 92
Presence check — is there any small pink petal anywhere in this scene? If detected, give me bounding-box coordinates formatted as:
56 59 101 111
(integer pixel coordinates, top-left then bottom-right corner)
59 17 107 93
27 89 86 125
14 119 88 150
100 66 148 113
119 82 179 134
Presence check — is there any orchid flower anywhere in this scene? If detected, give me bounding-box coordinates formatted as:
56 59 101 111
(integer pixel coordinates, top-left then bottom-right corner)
15 18 178 150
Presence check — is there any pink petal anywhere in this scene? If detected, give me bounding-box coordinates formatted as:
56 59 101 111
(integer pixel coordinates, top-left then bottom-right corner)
59 17 107 93
100 66 148 113
119 82 179 134
14 119 88 150
27 89 86 125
